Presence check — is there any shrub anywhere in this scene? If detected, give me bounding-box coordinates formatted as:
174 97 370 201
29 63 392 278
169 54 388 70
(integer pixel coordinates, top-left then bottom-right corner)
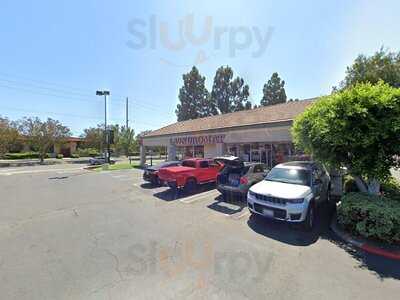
76 148 100 157
70 153 80 158
3 152 50 160
56 154 64 159
337 192 400 244
381 177 400 201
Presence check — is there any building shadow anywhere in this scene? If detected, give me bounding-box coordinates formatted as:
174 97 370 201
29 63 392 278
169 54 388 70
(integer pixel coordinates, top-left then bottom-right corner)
207 195 247 215
247 201 336 246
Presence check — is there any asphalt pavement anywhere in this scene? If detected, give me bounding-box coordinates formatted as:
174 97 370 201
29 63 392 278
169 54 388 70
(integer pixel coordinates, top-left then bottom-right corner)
0 164 399 300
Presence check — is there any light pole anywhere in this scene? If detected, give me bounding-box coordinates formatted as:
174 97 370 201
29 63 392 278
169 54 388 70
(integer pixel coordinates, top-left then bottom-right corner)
96 90 110 163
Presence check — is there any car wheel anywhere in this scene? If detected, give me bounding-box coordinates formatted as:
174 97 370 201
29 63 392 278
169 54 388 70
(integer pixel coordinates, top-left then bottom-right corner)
303 203 315 231
184 178 197 195
152 176 160 186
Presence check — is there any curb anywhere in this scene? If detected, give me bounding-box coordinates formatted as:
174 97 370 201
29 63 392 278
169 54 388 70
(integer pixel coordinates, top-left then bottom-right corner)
330 213 400 260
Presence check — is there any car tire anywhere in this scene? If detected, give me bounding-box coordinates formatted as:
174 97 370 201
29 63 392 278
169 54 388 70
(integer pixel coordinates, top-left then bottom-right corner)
184 178 197 195
220 192 227 200
152 176 160 186
303 202 315 231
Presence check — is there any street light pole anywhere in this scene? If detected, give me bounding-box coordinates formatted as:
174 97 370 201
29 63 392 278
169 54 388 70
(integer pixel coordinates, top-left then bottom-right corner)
96 90 111 163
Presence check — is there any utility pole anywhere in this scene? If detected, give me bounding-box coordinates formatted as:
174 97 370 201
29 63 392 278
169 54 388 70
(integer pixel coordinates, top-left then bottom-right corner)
126 97 129 129
96 90 111 163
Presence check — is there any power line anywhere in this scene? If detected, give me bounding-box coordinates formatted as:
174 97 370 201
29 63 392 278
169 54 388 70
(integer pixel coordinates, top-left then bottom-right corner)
0 79 173 117
0 106 161 128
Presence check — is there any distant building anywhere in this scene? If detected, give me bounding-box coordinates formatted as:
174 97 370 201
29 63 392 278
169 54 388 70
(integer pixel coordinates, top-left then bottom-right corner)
21 136 84 157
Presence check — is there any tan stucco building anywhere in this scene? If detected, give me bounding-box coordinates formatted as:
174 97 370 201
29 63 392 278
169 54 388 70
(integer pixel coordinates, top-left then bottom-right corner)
141 99 315 168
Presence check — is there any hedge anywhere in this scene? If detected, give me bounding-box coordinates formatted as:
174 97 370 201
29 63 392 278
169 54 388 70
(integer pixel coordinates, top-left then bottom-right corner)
3 152 50 160
337 192 400 244
76 148 100 157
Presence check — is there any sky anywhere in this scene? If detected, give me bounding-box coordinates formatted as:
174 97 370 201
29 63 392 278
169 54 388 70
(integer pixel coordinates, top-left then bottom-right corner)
0 0 399 136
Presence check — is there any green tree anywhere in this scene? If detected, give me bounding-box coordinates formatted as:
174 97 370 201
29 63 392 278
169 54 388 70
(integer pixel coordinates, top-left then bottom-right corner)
211 66 251 114
340 47 400 89
81 125 104 151
112 125 135 157
19 117 71 162
0 116 19 157
175 66 216 121
261 72 287 106
292 82 400 195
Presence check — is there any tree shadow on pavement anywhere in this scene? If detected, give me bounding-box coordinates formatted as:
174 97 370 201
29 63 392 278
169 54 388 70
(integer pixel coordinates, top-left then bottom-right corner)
247 201 336 246
324 231 400 280
247 200 400 280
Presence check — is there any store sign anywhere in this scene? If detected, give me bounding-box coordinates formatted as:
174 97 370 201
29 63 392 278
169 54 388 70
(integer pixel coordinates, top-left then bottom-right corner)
170 134 225 146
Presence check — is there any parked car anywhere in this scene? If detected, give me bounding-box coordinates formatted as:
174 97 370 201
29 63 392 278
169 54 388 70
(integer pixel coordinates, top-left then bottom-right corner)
247 161 330 230
89 156 116 165
158 158 223 193
143 161 181 186
215 156 267 200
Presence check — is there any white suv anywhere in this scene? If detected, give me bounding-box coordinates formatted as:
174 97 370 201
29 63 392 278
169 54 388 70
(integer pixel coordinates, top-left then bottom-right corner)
247 161 330 230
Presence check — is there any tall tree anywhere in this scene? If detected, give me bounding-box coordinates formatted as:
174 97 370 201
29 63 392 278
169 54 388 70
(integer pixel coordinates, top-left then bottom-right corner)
112 125 136 157
19 117 71 162
261 72 287 106
211 66 251 114
175 66 216 121
340 47 400 89
0 116 19 157
81 125 104 151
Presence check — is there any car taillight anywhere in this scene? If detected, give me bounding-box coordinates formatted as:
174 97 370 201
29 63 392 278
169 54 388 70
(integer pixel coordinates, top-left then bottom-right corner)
240 177 248 185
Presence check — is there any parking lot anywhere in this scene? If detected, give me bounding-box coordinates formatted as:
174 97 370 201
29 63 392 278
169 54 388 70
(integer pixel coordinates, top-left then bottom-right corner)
0 164 399 300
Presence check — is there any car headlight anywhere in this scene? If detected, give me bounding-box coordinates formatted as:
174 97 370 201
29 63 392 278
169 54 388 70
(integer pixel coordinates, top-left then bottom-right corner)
248 190 256 197
288 198 304 204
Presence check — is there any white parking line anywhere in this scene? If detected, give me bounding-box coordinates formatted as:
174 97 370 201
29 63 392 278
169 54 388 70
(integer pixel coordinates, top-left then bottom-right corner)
180 190 220 204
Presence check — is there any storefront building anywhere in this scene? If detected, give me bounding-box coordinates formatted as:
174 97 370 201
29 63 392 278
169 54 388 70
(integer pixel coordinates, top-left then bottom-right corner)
141 99 315 168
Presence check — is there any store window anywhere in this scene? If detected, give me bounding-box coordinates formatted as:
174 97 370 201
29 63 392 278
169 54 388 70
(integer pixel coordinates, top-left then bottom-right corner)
242 144 251 162
185 146 194 158
228 146 238 157
251 143 260 162
194 146 204 158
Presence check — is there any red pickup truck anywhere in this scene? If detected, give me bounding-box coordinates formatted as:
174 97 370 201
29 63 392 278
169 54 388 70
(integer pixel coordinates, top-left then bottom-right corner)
158 158 223 193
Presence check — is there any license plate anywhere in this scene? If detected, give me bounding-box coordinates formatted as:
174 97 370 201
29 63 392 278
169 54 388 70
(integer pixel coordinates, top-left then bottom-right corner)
262 208 274 217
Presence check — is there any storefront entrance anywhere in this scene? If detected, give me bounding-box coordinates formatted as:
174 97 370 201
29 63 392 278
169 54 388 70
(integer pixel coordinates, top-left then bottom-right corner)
225 143 293 169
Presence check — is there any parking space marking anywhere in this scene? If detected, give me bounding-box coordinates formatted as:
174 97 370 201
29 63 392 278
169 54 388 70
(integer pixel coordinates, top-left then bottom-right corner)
180 190 220 204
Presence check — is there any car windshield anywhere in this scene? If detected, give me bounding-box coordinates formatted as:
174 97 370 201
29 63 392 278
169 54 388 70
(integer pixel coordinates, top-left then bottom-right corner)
265 167 311 186
182 160 196 168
